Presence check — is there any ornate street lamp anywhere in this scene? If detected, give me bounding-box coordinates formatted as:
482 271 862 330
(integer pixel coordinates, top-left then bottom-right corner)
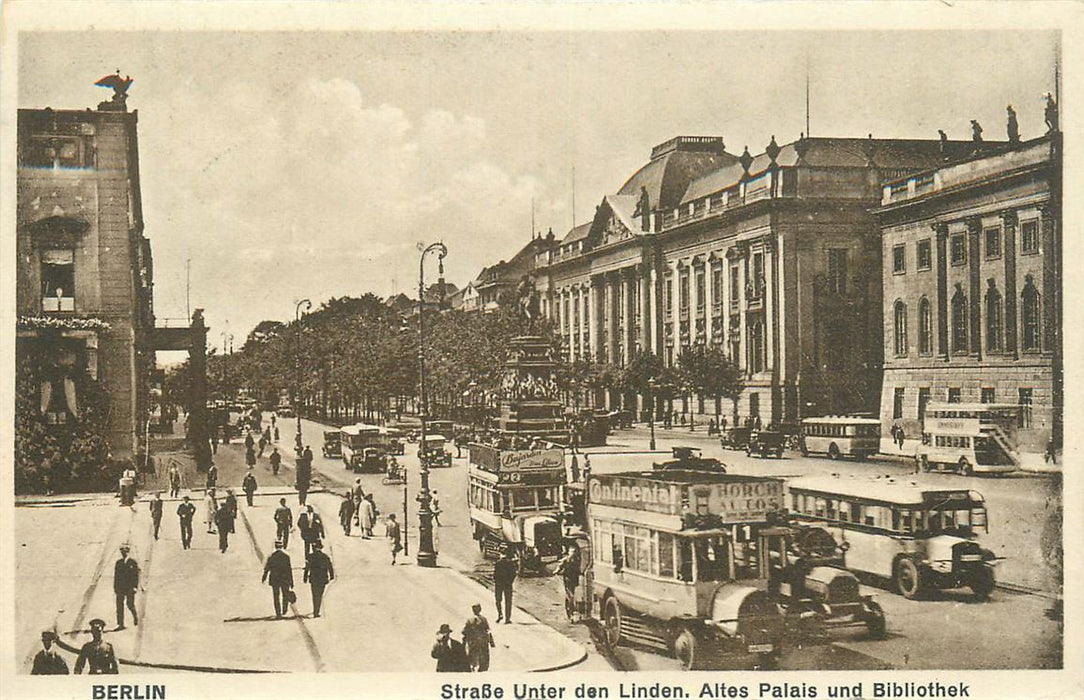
647 377 657 451
417 241 447 568
294 299 311 457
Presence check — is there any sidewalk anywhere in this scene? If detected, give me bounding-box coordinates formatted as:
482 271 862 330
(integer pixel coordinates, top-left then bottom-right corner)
20 489 585 673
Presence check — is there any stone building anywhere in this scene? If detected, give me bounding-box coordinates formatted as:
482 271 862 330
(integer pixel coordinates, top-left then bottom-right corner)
875 134 1061 461
16 95 155 462
534 134 991 425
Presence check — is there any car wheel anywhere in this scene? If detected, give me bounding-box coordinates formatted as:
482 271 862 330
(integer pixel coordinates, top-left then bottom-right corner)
865 601 887 639
828 443 841 460
602 596 623 649
672 627 702 671
970 566 995 600
894 558 925 600
959 457 974 476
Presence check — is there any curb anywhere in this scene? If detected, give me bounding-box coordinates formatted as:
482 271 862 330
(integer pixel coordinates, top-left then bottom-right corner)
53 634 276 673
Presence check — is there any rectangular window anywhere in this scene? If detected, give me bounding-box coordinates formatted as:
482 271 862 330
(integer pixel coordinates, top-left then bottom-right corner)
679 273 689 310
918 388 931 424
892 244 906 274
981 387 996 403
950 234 967 265
665 279 673 313
826 249 848 294
712 266 723 305
1021 219 1040 254
752 253 765 298
749 393 760 417
893 387 905 420
40 249 75 312
24 135 88 168
1018 388 1033 428
658 532 675 578
729 265 740 304
984 227 1001 259
917 239 932 270
695 270 705 311
948 387 962 404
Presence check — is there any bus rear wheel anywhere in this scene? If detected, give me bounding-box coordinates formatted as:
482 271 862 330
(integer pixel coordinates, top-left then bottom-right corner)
894 558 925 600
828 443 841 460
672 626 703 670
602 596 623 649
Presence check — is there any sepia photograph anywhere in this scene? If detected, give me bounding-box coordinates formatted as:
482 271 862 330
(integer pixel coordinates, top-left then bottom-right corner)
1 3 1079 699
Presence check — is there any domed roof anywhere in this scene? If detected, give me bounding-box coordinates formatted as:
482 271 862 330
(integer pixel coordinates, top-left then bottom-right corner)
617 136 737 212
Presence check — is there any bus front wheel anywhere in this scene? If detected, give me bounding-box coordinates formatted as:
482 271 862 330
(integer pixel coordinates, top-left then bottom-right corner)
673 626 703 670
958 457 974 476
828 443 841 460
602 596 624 649
894 558 925 600
969 567 995 600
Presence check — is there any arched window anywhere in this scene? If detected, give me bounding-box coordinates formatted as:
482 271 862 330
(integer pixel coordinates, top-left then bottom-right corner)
1022 277 1041 351
893 301 908 356
918 297 933 355
985 283 1002 352
951 286 968 354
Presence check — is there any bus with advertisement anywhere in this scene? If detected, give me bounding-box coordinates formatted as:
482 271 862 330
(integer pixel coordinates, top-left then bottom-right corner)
799 416 881 460
587 469 789 669
467 443 566 569
340 423 392 470
915 402 1019 475
787 474 998 600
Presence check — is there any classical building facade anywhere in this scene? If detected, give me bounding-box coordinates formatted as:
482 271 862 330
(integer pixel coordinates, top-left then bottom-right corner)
875 134 1061 459
534 134 992 425
16 99 155 461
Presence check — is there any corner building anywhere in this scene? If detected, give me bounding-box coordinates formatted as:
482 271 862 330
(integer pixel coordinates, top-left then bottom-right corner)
875 135 1061 460
535 135 982 424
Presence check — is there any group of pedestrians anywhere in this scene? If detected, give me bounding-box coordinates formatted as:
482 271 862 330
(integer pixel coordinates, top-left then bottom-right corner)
338 482 378 538
432 603 496 672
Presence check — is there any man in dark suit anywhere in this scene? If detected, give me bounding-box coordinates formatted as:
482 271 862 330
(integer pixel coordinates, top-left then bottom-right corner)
176 496 196 549
274 498 293 548
493 548 518 624
74 619 117 675
242 470 258 507
262 540 294 618
149 492 164 540
303 540 334 617
31 630 69 674
296 447 313 506
214 501 233 553
297 505 324 559
431 623 470 672
113 546 139 629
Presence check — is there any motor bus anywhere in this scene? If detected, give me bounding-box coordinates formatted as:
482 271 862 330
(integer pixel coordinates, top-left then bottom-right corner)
588 470 788 670
467 443 566 569
340 423 390 470
799 417 881 460
915 403 1019 475
786 475 997 600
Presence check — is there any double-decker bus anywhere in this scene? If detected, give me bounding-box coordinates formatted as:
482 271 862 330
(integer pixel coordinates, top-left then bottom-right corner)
915 402 1019 475
800 417 881 460
787 475 997 600
340 423 390 470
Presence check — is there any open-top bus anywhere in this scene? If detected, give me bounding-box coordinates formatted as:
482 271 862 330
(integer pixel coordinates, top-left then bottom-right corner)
800 417 881 460
915 402 1019 475
786 475 997 600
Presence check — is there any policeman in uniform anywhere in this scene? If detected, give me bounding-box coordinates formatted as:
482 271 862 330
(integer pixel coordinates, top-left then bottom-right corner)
113 545 140 629
31 630 69 674
74 619 118 674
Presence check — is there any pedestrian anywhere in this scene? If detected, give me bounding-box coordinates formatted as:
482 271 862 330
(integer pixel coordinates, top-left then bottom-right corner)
431 490 442 527
225 489 238 527
298 505 324 559
582 455 591 484
149 492 163 540
243 469 258 507
245 446 257 469
461 604 495 672
269 447 282 476
204 489 217 534
556 543 582 622
339 493 354 536
360 494 377 539
113 545 139 630
303 540 335 618
386 513 402 564
205 462 218 490
273 425 280 443
270 413 277 429
897 426 906 450
296 449 312 506
258 433 267 459
351 478 365 525
74 619 117 675
262 540 294 619
493 548 518 624
244 432 255 452
210 430 218 455
177 495 196 549
214 501 233 553
274 497 293 548
31 630 69 675
168 464 181 498
431 623 470 672
569 453 580 483
303 444 314 467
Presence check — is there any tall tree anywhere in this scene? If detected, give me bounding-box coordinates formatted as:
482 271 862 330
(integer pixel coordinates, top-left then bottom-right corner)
676 344 743 425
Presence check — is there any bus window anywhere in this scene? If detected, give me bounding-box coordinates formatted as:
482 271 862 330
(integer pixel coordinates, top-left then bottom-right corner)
694 536 731 582
826 499 838 520
511 489 536 510
658 533 676 578
850 502 862 523
538 488 556 507
814 497 827 518
679 539 694 582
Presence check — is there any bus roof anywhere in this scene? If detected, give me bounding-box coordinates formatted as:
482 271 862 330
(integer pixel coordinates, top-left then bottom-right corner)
924 402 1019 411
787 475 981 507
341 423 382 436
800 416 882 425
596 469 781 487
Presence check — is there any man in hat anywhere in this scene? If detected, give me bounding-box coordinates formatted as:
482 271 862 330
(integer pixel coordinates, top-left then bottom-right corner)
74 619 118 674
168 463 181 498
269 446 282 476
262 540 294 618
149 492 164 541
493 548 518 624
214 499 233 553
297 504 324 559
555 542 582 622
461 604 495 672
274 497 293 548
176 495 196 549
242 469 258 507
205 462 218 490
338 493 354 536
303 540 335 617
296 448 312 506
431 623 470 672
113 546 140 629
31 630 69 675
386 512 402 564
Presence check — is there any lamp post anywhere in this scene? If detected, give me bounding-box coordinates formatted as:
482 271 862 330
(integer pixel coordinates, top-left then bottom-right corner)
647 377 657 451
416 241 447 568
294 299 311 457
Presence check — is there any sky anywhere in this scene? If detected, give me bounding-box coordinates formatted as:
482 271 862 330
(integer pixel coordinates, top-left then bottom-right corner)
18 30 1058 347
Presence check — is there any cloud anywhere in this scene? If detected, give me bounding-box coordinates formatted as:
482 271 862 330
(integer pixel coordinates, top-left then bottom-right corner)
140 76 563 335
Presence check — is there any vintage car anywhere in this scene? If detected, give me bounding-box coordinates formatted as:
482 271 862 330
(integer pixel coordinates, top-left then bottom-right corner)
383 427 406 455
382 456 405 485
653 446 728 473
719 426 753 451
358 446 386 474
321 430 342 459
746 430 786 458
419 435 453 468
